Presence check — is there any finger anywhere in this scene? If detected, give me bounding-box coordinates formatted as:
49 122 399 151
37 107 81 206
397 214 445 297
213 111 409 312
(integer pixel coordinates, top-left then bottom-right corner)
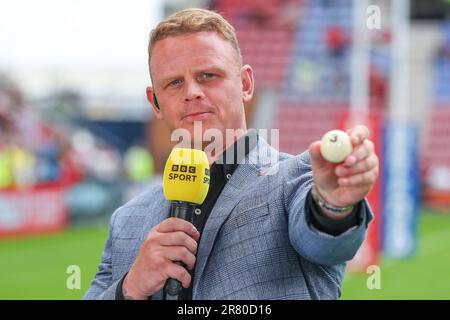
336 154 378 177
337 169 378 187
347 125 370 146
342 140 375 167
309 141 331 169
158 231 198 254
165 263 192 288
164 246 196 270
156 217 200 240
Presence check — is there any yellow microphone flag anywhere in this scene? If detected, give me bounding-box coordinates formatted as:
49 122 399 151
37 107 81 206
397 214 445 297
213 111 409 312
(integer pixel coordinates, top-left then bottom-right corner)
163 148 210 204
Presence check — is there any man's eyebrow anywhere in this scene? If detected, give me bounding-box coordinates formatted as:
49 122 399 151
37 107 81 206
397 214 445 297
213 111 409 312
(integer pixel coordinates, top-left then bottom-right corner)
156 65 232 87
157 75 182 86
197 66 228 74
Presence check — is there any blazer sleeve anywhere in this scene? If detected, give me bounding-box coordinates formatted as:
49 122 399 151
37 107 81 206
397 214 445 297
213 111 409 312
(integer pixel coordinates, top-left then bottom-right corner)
283 151 374 267
83 211 121 300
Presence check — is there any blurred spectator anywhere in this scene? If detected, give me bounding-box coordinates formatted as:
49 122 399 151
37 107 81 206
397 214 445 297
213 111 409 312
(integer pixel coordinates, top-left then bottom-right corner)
325 25 349 58
324 25 350 98
0 145 14 189
369 65 388 110
0 75 84 189
124 144 155 183
70 129 121 183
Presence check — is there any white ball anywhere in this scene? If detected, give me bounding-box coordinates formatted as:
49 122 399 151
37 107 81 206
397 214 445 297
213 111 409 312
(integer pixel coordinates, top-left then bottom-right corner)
320 130 353 163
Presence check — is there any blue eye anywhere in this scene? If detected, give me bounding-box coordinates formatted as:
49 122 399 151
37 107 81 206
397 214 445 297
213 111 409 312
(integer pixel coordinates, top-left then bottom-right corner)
168 79 182 87
202 73 215 79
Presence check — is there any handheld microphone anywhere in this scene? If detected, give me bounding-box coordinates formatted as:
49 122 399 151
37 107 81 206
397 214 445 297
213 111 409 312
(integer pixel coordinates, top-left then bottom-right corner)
162 147 210 300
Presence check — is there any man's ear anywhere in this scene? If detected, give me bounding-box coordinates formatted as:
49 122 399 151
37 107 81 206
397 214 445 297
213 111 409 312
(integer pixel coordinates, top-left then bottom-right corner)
146 86 163 120
241 65 254 103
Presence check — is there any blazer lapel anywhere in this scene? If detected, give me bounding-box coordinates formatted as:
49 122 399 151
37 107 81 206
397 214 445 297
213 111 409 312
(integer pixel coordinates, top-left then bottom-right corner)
192 163 258 293
193 138 276 297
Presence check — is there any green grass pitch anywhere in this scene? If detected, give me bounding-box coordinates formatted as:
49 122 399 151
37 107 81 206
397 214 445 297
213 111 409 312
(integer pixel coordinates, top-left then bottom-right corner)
0 208 449 299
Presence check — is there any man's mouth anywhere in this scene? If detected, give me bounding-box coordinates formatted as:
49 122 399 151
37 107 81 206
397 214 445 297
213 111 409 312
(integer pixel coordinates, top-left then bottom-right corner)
182 111 213 122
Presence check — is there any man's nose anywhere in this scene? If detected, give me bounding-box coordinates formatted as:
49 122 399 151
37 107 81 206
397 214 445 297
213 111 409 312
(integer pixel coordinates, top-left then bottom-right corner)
183 81 205 102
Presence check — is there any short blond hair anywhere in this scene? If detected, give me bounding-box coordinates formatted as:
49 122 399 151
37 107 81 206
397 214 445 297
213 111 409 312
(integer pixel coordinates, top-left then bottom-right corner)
148 8 242 69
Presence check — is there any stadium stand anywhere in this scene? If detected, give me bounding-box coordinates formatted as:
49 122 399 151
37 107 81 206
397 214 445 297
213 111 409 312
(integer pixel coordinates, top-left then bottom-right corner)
422 21 450 209
213 0 389 154
212 0 302 89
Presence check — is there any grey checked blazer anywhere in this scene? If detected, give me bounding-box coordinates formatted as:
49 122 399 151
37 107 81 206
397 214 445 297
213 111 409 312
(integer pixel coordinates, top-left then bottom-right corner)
84 136 373 300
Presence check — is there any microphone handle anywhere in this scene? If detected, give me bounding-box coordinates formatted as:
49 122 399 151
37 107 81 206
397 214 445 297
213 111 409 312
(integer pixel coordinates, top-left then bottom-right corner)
164 201 196 300
170 201 196 221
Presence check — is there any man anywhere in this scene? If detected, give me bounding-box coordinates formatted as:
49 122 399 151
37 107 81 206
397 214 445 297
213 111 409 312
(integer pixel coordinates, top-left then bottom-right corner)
84 8 378 300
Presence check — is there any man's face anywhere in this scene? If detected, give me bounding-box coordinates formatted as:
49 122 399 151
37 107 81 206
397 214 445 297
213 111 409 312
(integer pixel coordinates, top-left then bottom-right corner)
147 31 254 146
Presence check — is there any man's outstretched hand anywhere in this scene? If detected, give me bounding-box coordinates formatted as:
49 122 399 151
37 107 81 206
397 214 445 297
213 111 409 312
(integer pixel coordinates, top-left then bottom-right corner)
309 125 379 216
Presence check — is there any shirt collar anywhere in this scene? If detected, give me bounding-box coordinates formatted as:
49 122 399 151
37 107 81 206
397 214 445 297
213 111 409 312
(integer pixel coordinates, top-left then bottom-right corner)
213 129 258 178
